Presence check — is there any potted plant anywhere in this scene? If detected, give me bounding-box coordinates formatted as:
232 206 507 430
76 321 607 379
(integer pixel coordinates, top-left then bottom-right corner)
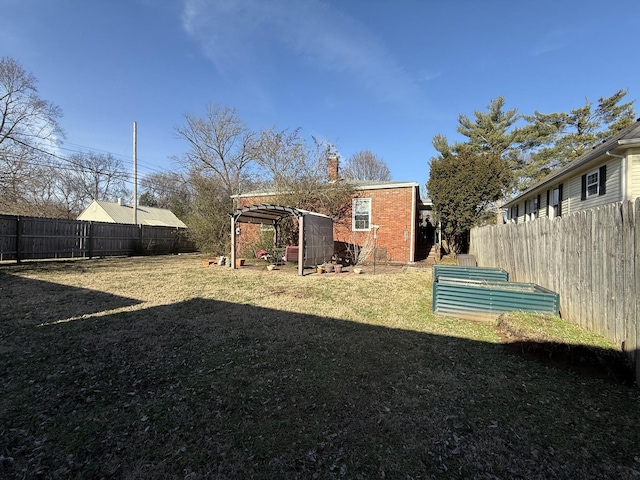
334 264 343 273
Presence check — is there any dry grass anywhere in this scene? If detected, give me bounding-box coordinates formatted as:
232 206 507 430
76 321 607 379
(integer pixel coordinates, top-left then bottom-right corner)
1 254 639 479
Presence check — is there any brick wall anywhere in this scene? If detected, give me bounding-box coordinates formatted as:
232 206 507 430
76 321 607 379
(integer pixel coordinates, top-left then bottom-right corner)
333 186 416 263
234 185 417 263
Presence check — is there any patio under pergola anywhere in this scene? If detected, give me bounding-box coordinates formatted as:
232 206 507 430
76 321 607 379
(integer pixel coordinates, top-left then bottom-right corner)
229 204 334 276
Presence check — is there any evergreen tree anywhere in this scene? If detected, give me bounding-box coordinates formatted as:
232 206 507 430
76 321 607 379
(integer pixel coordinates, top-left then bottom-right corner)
520 89 635 183
427 148 510 254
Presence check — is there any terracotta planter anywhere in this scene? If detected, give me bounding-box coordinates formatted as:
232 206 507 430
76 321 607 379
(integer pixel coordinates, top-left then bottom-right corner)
324 264 333 273
316 266 324 274
334 264 343 273
236 258 245 267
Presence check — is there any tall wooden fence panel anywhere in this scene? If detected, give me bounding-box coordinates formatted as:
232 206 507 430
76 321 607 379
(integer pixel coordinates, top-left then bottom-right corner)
0 214 197 261
470 199 639 384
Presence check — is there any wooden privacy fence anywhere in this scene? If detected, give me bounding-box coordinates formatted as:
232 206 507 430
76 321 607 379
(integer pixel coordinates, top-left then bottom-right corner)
470 199 639 383
0 214 196 262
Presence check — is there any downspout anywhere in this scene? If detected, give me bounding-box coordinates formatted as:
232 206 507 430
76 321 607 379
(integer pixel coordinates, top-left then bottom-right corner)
409 186 416 264
606 151 626 200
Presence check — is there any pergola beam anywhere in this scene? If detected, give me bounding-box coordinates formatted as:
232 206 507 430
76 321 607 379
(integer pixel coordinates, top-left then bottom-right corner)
229 204 332 276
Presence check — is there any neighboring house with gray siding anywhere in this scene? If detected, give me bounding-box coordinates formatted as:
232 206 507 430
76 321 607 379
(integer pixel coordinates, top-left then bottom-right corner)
504 119 640 223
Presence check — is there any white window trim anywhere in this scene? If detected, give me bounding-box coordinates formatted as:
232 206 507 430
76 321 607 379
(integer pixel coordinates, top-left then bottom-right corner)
525 197 538 222
550 187 560 219
586 170 599 198
352 198 371 231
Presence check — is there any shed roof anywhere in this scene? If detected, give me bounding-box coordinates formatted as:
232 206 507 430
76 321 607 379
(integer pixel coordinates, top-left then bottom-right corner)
78 200 187 228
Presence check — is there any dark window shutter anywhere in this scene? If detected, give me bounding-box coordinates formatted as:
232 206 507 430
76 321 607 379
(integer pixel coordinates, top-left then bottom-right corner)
599 165 607 195
546 190 550 216
558 184 563 216
536 194 541 218
581 174 587 200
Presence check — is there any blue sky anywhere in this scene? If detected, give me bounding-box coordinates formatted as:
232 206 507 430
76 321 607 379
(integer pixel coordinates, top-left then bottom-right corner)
2 0 639 195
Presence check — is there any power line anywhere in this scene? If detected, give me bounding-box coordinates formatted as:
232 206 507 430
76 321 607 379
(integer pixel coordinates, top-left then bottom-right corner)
1 139 184 187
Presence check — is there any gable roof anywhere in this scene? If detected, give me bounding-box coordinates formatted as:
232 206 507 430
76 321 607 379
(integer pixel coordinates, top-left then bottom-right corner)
504 119 640 207
77 200 187 228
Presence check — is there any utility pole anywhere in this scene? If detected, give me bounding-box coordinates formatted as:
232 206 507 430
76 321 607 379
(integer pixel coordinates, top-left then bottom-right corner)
133 121 138 225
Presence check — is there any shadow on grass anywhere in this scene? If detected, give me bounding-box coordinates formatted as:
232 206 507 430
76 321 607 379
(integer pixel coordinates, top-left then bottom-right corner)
1 289 639 478
0 272 142 327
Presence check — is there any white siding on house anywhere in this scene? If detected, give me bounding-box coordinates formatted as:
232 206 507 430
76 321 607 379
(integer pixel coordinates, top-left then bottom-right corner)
539 191 549 219
564 158 622 215
630 148 640 199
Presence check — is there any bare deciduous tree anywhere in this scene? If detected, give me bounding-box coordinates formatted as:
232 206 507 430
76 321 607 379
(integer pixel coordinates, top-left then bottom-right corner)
255 127 310 192
139 171 193 220
0 57 66 215
0 56 63 151
175 105 258 198
342 150 391 181
63 152 130 208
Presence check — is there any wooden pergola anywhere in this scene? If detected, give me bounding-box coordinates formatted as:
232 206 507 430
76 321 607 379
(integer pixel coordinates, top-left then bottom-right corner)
229 204 334 276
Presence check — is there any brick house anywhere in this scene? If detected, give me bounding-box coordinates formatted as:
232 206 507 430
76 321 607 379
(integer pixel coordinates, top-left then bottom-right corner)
232 158 437 264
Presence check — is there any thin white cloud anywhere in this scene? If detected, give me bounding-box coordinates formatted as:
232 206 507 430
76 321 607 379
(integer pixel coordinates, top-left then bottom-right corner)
531 28 578 56
181 0 421 106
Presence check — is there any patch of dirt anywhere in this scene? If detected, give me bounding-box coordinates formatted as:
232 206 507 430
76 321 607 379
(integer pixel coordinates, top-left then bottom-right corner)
496 324 636 387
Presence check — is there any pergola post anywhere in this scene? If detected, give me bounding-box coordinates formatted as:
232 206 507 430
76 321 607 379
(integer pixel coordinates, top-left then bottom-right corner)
298 215 304 276
230 215 236 269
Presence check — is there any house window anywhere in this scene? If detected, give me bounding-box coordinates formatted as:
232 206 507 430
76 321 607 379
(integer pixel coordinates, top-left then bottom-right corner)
581 166 606 200
586 171 599 197
510 205 518 224
352 198 371 231
550 184 563 219
525 195 539 221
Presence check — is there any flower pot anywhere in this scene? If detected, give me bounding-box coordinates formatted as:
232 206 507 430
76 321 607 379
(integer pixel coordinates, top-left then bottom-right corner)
334 264 343 273
267 264 275 271
324 264 333 273
316 266 324 274
236 258 245 267
353 267 362 274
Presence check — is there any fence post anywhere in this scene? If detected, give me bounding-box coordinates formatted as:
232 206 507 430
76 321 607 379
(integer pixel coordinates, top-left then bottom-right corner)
88 222 94 259
16 216 22 264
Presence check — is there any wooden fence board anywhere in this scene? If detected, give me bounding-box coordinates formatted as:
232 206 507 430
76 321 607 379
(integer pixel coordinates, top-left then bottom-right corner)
621 201 636 365
471 200 638 379
0 215 196 262
636 198 640 386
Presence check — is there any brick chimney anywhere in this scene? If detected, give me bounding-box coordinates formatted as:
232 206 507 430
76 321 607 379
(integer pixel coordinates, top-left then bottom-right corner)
328 154 339 182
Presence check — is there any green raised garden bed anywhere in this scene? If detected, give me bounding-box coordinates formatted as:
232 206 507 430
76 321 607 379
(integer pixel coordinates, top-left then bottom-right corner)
433 276 559 320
